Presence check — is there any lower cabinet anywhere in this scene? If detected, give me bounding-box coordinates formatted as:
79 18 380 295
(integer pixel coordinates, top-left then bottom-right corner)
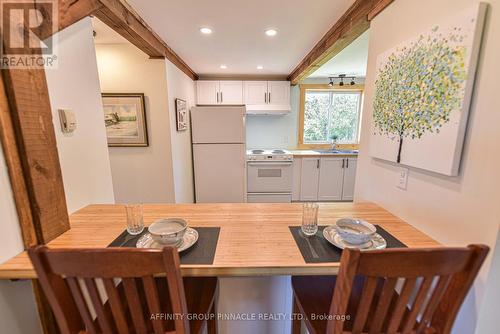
299 158 320 201
318 158 344 201
296 156 357 201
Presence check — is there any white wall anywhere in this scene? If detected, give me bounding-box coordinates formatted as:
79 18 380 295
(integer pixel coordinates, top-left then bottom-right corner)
165 60 195 203
45 18 115 214
0 147 41 333
354 1 500 333
95 43 176 203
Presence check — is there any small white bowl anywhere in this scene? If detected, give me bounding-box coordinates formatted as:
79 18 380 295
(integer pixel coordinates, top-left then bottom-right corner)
148 218 187 245
335 218 376 245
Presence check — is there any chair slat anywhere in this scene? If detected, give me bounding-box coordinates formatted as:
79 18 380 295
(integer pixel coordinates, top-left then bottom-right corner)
352 276 378 333
163 248 190 333
402 276 434 333
103 278 130 334
369 277 398 334
418 275 452 332
386 277 417 334
84 278 114 334
142 275 167 334
66 277 98 334
122 278 148 334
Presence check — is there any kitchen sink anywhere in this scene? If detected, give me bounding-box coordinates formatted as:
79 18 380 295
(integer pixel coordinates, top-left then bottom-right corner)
314 149 359 154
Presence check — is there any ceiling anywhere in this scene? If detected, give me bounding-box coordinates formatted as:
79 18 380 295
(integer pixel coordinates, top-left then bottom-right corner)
123 0 356 76
92 18 130 44
308 30 370 79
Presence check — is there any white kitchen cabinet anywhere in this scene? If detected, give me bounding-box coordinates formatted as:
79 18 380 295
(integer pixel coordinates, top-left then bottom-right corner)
196 80 243 105
318 158 344 201
243 81 268 105
299 158 320 201
245 81 291 114
297 156 358 202
341 157 357 201
268 81 290 106
292 158 302 201
219 81 243 104
196 80 218 105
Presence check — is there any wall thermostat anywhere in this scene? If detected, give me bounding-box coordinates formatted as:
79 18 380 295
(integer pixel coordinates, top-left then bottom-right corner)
58 108 77 133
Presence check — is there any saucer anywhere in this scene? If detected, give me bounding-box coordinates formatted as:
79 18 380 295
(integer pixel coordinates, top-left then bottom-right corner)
136 227 198 252
323 225 387 250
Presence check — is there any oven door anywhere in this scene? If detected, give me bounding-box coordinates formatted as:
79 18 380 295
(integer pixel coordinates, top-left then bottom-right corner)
247 161 293 193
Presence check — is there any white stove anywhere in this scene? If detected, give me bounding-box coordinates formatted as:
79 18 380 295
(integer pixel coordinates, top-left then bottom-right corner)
246 149 294 203
246 149 293 161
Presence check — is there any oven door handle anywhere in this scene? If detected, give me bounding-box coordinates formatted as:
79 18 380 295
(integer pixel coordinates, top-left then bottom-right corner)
247 162 293 167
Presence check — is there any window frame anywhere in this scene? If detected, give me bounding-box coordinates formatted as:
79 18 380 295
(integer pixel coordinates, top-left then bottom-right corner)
298 84 364 149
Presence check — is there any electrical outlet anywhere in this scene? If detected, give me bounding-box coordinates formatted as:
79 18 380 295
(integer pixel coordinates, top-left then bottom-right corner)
397 167 409 190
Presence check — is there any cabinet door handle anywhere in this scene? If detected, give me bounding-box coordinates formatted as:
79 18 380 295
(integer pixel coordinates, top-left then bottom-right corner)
268 92 271 103
264 92 267 103
221 92 223 103
346 158 349 168
342 159 345 168
216 92 219 103
317 159 320 169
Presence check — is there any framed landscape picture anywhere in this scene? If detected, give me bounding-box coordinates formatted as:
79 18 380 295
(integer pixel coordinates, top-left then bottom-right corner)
102 93 148 147
370 3 486 176
175 98 187 131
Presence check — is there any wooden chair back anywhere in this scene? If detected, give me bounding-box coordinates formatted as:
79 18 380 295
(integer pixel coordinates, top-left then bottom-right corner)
328 245 489 334
28 246 190 334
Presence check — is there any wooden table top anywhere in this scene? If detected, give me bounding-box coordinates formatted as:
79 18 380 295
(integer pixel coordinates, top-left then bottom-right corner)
0 202 439 279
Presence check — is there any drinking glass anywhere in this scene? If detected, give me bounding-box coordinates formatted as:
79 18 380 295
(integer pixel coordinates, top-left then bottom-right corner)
125 204 144 235
301 203 319 236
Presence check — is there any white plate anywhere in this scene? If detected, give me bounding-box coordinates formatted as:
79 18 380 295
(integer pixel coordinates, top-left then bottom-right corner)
323 225 387 250
136 227 199 252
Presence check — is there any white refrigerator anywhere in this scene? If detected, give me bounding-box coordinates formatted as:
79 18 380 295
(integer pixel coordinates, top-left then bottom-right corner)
191 106 246 203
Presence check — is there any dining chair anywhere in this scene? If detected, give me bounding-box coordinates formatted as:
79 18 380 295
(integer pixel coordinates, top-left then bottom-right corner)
291 244 489 334
28 246 218 334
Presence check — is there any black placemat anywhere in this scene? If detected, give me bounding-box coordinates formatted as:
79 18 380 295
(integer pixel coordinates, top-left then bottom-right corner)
108 227 220 265
289 225 406 264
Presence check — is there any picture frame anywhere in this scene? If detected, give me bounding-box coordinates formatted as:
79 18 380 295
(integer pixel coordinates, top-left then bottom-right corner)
101 93 148 147
175 98 188 131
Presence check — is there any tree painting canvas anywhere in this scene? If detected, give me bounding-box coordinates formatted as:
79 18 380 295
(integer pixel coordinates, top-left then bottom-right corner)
370 3 486 176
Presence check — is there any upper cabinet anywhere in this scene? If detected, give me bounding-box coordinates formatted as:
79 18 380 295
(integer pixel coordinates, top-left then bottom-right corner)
267 81 290 106
244 81 291 115
196 80 291 114
243 81 268 105
196 80 243 105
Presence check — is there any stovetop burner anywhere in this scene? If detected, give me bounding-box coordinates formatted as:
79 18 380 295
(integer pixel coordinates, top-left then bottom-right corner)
252 149 265 154
272 149 286 154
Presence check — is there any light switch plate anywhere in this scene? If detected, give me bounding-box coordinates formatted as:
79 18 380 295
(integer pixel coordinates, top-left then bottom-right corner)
397 167 409 190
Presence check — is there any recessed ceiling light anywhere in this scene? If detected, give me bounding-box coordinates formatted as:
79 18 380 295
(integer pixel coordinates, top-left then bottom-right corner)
257 65 263 70
220 64 227 69
200 27 212 34
265 29 277 36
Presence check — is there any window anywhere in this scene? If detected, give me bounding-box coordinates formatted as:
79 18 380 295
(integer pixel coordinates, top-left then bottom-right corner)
299 85 363 147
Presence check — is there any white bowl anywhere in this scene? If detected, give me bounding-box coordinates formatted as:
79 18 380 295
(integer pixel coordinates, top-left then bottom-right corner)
335 218 376 245
148 218 187 245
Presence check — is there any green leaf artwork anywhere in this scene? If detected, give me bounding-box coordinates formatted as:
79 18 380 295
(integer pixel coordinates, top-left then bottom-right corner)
373 26 467 163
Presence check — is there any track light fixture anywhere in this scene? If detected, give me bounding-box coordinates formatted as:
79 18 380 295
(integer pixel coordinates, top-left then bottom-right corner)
327 74 356 87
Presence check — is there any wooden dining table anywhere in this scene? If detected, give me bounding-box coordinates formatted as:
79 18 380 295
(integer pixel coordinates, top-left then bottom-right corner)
0 202 439 279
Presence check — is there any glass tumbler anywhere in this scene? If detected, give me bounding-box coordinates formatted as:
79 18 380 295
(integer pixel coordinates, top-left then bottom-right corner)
301 203 319 236
125 204 144 235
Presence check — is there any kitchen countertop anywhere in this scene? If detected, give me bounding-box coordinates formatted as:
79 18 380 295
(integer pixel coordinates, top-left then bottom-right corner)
288 149 358 157
0 202 438 279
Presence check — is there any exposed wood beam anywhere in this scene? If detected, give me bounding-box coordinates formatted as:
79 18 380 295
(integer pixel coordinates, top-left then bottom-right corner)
287 0 395 85
94 0 198 80
39 0 198 80
0 72 38 247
